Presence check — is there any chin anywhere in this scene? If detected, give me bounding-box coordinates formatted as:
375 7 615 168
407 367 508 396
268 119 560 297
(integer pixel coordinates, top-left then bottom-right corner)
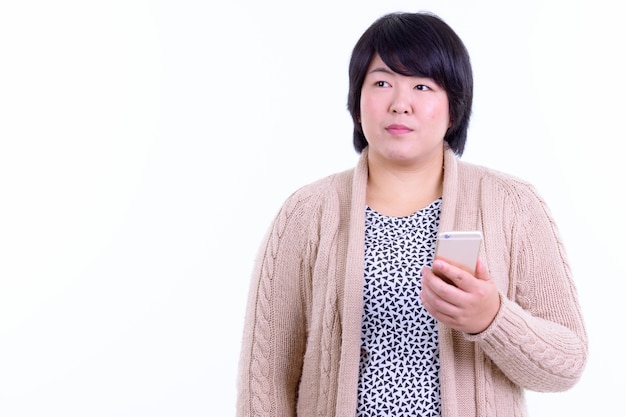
385 144 443 165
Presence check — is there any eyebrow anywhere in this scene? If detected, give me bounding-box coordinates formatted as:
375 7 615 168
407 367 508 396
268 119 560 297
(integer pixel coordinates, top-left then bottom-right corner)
367 66 395 75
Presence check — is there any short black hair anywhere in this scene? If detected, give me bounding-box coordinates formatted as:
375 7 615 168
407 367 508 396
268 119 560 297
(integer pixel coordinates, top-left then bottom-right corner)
347 12 473 156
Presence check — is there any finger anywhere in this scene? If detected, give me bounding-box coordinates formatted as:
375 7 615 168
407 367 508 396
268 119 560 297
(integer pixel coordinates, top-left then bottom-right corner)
474 257 491 281
421 264 464 308
420 279 462 325
420 267 440 298
431 259 472 290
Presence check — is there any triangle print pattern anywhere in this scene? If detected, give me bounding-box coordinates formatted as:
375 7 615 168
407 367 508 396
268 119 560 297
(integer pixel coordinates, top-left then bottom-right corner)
357 199 442 417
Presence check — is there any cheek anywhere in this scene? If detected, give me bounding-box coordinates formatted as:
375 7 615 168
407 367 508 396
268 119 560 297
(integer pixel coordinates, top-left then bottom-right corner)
359 95 376 119
358 96 377 131
424 100 451 127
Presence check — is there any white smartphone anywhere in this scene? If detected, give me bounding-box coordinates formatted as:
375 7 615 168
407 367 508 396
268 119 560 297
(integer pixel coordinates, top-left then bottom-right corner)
434 231 482 275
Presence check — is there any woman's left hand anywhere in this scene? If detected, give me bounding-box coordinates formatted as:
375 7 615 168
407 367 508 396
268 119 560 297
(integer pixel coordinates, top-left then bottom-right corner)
420 258 500 334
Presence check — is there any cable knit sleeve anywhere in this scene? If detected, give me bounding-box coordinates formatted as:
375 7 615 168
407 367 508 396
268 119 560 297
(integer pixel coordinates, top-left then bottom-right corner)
467 178 588 392
236 189 320 417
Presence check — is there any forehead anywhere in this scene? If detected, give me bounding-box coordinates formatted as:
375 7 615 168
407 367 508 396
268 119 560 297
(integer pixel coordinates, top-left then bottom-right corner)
367 54 388 71
365 54 400 77
365 54 431 80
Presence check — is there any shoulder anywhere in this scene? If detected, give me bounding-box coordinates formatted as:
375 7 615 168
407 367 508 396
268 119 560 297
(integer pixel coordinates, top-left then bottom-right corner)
443 147 541 204
457 158 540 199
269 167 355 235
454 159 556 230
285 167 354 208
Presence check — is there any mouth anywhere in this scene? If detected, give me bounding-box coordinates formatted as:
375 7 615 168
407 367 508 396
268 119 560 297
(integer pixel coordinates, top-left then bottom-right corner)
385 124 413 135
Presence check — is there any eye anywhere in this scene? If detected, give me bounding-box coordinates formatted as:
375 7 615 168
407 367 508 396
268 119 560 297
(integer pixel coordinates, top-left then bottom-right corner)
375 81 390 87
415 84 431 91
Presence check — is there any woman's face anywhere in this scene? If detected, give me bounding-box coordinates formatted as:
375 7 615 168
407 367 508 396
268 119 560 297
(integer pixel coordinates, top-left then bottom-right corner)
360 54 451 168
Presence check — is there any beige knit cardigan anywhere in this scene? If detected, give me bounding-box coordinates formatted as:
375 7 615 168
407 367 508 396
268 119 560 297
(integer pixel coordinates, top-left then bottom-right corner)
237 146 588 417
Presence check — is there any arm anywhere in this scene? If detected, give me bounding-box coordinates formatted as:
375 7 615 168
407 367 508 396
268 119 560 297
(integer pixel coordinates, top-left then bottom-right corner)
236 195 314 417
421 181 588 392
467 184 588 392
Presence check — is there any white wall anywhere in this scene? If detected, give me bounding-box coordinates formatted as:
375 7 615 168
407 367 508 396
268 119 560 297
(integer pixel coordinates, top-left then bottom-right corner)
0 0 623 415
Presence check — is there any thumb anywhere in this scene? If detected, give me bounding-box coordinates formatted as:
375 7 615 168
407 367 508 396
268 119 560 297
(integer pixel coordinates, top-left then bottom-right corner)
474 257 491 281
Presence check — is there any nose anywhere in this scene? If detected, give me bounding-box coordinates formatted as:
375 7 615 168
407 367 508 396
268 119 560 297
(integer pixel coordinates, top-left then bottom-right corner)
390 90 412 114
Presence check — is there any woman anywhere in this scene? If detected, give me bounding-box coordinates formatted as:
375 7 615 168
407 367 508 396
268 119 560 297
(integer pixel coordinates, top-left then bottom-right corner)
237 11 587 417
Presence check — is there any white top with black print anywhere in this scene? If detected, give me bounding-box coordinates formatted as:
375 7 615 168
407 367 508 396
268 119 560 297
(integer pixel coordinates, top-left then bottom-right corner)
357 198 442 417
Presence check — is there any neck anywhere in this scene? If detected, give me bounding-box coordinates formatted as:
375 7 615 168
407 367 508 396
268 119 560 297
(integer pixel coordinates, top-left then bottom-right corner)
366 150 444 217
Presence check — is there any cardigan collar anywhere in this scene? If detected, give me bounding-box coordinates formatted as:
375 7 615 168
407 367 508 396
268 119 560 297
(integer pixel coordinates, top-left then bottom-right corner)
353 145 460 231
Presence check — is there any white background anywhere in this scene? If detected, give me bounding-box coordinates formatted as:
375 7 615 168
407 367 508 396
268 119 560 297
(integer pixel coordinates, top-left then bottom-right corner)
1 0 624 415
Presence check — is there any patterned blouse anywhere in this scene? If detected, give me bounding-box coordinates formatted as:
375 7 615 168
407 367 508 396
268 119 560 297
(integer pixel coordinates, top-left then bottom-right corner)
357 198 442 417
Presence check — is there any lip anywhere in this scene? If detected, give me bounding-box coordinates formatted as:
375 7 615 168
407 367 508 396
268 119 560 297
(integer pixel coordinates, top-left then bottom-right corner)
385 124 413 135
